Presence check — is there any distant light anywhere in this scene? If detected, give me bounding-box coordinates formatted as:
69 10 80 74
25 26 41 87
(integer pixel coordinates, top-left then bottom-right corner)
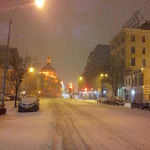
103 90 106 94
79 76 83 81
131 90 135 95
101 74 104 77
94 91 97 94
35 0 44 8
38 91 41 94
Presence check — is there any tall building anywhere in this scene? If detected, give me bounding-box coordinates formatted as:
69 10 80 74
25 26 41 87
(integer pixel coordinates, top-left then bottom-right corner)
78 44 111 99
111 11 150 100
0 45 18 93
83 44 111 90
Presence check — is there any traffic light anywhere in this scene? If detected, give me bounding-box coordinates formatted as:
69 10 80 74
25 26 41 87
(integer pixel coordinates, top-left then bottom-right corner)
84 87 87 92
69 83 73 89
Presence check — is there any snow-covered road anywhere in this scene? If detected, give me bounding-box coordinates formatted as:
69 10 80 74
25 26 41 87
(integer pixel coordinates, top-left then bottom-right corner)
0 98 150 150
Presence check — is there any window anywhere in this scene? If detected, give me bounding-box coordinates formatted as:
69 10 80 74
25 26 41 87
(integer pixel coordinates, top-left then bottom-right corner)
122 48 124 55
131 35 135 42
131 47 135 54
142 36 145 43
118 41 120 46
142 47 145 54
122 37 124 43
131 58 135 66
143 59 146 67
139 74 143 86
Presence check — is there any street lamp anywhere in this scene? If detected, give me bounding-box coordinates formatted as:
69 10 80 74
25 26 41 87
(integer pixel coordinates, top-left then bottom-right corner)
100 73 108 97
1 0 45 108
29 67 35 73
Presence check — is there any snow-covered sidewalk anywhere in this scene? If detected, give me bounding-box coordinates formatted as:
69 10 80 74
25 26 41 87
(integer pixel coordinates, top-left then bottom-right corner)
0 99 51 150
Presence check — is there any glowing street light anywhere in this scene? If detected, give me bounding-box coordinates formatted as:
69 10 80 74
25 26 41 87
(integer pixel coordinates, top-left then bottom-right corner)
100 73 108 97
79 76 83 81
35 0 45 8
29 67 35 73
1 0 45 108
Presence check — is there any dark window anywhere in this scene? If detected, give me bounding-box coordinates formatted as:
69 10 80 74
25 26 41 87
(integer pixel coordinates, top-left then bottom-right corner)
122 48 124 55
139 74 143 86
118 52 119 58
142 47 145 54
131 35 135 42
143 59 146 67
131 47 135 54
122 37 124 43
142 36 145 43
131 58 135 66
118 41 120 46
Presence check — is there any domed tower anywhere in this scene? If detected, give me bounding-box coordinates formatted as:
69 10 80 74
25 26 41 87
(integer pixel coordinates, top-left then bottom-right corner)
39 57 61 97
40 57 57 78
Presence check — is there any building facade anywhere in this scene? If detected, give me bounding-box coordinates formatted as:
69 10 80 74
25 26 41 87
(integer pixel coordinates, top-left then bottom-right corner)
39 57 61 97
124 67 150 102
0 45 18 93
111 13 150 99
79 44 111 99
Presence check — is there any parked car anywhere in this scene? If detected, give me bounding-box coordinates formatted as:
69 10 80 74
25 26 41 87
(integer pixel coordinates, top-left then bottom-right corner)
102 97 112 104
5 94 15 101
97 97 107 103
0 94 10 101
111 96 126 106
131 100 150 110
0 103 6 115
18 95 39 112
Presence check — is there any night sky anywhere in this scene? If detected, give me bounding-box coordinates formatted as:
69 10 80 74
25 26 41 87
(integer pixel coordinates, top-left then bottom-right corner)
0 0 150 91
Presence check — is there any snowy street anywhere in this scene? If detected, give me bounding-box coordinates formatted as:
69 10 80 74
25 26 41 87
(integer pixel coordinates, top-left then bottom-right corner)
0 98 150 150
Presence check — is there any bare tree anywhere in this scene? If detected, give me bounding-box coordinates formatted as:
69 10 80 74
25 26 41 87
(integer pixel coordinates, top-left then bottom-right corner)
110 66 124 96
7 52 37 107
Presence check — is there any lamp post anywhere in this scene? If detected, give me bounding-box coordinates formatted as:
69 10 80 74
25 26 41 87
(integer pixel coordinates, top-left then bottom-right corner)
100 74 108 97
78 76 86 91
1 0 44 108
